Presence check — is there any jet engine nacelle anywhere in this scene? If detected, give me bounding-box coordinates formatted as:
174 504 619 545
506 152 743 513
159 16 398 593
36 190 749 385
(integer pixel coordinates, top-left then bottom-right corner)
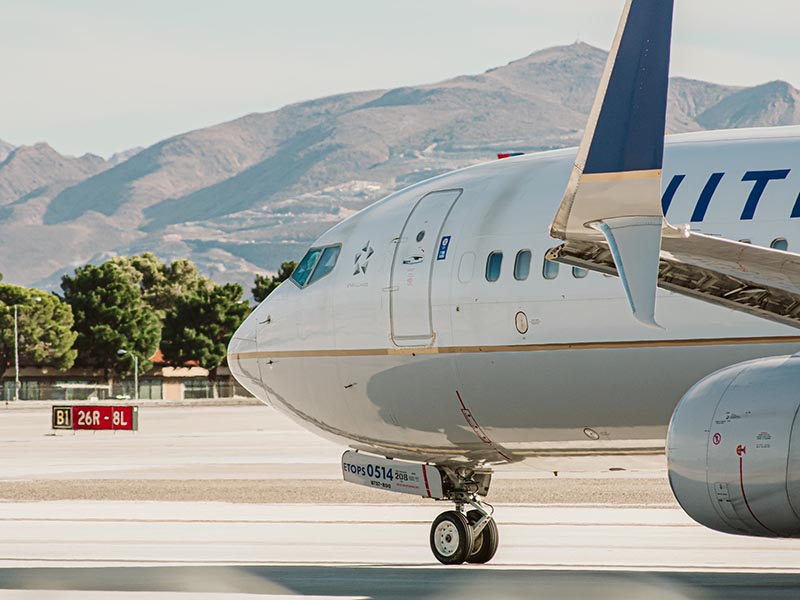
667 354 800 538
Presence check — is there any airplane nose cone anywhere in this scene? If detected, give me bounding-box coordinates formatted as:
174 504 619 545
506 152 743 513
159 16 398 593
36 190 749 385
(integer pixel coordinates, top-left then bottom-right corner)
228 315 267 401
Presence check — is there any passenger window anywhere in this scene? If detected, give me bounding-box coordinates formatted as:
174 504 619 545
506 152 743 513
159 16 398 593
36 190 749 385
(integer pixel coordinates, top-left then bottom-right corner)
572 267 588 279
486 252 503 282
543 254 559 280
291 248 322 287
771 238 789 251
514 250 531 281
308 246 341 284
458 253 475 283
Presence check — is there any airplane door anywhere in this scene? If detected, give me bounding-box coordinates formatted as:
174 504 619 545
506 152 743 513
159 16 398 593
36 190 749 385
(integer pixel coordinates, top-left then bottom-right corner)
390 189 462 346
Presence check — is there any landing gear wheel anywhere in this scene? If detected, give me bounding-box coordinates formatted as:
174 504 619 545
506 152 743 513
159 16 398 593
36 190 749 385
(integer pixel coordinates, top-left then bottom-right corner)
430 510 474 565
466 509 499 564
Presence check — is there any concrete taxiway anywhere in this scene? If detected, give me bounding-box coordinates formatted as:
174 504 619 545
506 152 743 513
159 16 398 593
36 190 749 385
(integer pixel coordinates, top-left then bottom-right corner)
2 403 800 599
2 502 800 598
0 403 674 503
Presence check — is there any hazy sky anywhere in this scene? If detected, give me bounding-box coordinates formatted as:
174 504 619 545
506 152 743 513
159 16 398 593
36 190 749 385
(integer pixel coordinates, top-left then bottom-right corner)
2 1 798 157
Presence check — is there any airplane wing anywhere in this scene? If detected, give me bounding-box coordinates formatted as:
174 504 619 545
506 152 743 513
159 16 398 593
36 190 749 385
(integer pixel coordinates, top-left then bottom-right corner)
548 0 800 329
549 236 800 329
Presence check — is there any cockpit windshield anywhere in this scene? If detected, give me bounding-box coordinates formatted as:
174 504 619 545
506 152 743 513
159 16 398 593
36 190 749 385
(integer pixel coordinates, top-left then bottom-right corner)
308 246 340 285
291 248 322 287
291 244 341 288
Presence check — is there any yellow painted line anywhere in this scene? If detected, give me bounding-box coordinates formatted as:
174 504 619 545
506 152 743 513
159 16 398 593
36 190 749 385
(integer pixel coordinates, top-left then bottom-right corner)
580 169 662 183
229 335 800 361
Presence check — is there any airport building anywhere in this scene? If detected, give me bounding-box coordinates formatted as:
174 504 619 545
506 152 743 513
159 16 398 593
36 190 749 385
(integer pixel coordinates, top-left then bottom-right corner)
0 350 250 401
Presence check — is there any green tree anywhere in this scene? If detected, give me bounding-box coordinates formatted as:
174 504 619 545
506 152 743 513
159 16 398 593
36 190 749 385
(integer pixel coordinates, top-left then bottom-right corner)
252 261 297 303
112 253 205 319
61 261 161 376
0 285 77 372
161 282 251 395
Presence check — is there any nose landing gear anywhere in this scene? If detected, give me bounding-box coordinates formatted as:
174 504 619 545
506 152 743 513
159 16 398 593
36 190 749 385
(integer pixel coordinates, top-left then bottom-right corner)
466 506 499 564
339 452 498 565
430 510 473 564
429 468 499 565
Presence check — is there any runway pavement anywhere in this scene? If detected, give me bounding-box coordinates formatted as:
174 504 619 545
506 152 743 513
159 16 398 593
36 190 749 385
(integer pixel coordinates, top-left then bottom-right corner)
2 502 800 598
2 403 799 599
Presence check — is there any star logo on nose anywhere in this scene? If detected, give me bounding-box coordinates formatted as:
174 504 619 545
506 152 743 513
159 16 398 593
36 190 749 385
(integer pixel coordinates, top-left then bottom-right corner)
354 241 374 275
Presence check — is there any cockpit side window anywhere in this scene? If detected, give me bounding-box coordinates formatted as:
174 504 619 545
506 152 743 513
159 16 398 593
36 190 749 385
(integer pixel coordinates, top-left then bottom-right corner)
291 244 342 288
308 246 341 285
291 248 322 287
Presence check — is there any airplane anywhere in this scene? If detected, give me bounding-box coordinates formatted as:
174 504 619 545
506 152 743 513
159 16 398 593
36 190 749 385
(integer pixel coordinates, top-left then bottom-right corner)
228 0 800 564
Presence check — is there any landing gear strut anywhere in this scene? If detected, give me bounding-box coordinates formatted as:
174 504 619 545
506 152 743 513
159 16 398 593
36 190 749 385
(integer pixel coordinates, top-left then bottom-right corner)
339 451 498 565
429 468 498 565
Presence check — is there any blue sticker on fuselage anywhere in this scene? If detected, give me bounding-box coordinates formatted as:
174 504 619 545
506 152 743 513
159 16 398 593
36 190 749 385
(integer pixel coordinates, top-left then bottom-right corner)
437 236 451 261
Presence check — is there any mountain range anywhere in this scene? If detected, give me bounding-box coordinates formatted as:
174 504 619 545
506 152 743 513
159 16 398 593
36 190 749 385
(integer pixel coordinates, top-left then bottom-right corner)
2 42 800 292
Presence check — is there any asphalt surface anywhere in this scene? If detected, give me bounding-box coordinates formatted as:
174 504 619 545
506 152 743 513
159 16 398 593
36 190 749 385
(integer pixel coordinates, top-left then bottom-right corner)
1 403 798 599
3 567 800 599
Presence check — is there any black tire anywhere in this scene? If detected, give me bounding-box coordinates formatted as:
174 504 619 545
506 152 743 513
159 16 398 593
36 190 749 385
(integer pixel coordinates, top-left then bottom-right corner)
466 509 499 564
430 510 474 565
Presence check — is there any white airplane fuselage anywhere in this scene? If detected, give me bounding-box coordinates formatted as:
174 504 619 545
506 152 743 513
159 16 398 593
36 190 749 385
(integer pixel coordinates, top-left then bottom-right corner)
229 126 800 467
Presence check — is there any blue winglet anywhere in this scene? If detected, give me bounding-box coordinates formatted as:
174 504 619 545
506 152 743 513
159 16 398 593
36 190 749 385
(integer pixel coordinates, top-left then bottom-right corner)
584 0 674 175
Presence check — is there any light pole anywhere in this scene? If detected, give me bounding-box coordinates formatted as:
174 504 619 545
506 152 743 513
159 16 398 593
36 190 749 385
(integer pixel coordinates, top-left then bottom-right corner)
13 305 18 403
117 349 139 402
13 297 41 403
